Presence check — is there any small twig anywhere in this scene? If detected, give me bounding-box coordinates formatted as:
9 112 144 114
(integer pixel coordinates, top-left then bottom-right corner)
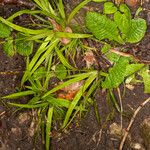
96 129 103 147
109 49 150 64
109 49 133 58
117 87 123 129
119 97 150 150
0 111 6 117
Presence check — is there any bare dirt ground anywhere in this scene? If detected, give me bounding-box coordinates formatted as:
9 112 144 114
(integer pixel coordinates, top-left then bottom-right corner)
0 1 150 150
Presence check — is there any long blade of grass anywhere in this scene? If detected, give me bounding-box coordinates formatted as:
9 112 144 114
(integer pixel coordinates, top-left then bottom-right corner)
109 89 121 112
29 35 54 70
55 47 76 70
30 38 59 75
55 32 92 38
7 10 42 21
8 102 48 108
21 35 54 85
67 0 91 24
58 0 66 20
0 17 49 35
42 71 95 98
46 107 53 150
25 32 52 41
62 71 97 128
2 90 35 99
46 96 71 108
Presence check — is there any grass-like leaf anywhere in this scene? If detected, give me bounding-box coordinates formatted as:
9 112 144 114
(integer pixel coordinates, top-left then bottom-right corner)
55 47 76 70
2 90 35 99
67 0 91 24
62 71 97 128
8 102 48 108
42 71 97 98
0 17 50 35
46 107 53 150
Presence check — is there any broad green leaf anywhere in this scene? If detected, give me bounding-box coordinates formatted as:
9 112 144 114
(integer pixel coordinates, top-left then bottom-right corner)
15 33 33 56
104 2 117 14
114 11 130 39
86 12 123 43
0 22 11 38
33 67 46 80
105 51 120 62
126 18 147 43
55 64 67 80
3 37 14 57
119 4 131 21
101 43 111 54
125 64 144 76
102 57 129 89
139 67 150 93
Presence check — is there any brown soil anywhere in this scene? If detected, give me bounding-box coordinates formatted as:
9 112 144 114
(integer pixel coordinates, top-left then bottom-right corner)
0 1 150 150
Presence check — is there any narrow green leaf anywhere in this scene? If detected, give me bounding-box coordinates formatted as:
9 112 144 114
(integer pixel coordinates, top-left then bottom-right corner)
46 107 53 150
62 71 97 127
30 38 59 75
55 47 76 70
92 0 106 2
58 0 66 19
67 0 91 24
0 17 50 35
46 96 71 108
55 32 92 38
8 102 48 108
42 71 96 98
7 10 42 21
2 90 35 99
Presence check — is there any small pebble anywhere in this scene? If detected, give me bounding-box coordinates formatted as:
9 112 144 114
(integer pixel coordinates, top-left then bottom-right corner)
125 0 139 7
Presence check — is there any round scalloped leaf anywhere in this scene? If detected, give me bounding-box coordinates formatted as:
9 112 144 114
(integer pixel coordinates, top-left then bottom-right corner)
86 12 123 43
126 18 147 43
104 2 117 14
0 22 12 38
15 33 33 56
3 37 14 57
